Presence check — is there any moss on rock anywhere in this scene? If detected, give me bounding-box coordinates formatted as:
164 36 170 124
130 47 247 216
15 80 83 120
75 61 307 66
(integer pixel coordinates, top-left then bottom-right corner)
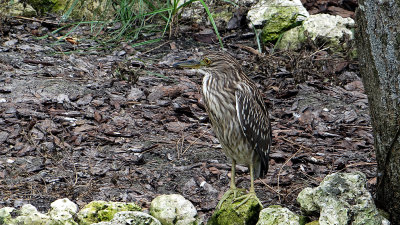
261 8 300 43
27 0 66 15
208 189 262 225
77 201 141 225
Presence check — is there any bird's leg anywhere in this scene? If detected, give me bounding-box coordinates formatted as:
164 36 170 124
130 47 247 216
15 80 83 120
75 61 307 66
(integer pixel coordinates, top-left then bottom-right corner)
216 160 239 209
230 160 237 191
234 163 263 208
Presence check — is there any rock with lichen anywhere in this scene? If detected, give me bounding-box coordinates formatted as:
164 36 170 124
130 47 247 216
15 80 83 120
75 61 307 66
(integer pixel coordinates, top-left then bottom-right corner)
48 198 79 225
150 194 202 225
0 199 79 225
247 0 308 43
0 0 37 17
91 211 161 225
247 0 308 27
2 205 51 225
17 204 51 225
276 14 355 52
77 200 141 225
0 207 16 225
297 172 390 225
256 205 300 225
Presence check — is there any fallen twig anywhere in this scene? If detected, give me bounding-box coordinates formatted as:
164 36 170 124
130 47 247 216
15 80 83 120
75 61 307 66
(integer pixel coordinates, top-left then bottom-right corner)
277 139 310 202
345 162 377 168
23 59 54 66
231 44 263 57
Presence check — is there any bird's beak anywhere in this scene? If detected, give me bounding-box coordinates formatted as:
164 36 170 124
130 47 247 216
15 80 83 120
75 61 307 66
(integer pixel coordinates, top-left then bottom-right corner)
173 60 202 69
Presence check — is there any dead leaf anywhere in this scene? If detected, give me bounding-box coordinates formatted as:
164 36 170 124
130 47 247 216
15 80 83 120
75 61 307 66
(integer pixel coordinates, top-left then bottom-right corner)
74 125 96 133
65 37 79 45
208 166 220 175
94 111 102 122
165 122 190 133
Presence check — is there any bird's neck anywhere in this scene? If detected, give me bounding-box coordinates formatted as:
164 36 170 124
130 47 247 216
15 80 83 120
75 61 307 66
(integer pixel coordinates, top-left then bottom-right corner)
200 69 235 89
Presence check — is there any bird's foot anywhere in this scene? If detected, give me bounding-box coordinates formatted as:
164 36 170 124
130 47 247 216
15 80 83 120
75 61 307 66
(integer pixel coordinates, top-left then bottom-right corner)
216 188 241 210
233 191 262 209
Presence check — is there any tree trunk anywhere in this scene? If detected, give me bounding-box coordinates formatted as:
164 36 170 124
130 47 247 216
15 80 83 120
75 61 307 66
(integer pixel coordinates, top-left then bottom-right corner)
355 1 400 223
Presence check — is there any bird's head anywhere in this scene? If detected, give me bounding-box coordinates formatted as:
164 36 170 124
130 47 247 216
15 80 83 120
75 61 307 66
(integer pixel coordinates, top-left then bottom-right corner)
173 52 241 78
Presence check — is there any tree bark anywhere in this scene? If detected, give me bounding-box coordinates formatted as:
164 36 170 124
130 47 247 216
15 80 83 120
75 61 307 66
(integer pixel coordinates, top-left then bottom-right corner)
355 0 400 223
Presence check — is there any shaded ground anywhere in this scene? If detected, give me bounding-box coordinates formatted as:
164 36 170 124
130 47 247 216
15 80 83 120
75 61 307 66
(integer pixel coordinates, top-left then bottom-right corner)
0 12 376 222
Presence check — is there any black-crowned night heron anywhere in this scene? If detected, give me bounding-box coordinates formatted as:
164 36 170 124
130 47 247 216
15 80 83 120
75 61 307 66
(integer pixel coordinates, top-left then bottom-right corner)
174 52 271 208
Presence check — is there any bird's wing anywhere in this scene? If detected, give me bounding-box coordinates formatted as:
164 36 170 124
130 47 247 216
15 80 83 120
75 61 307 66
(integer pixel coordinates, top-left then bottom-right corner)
235 89 271 176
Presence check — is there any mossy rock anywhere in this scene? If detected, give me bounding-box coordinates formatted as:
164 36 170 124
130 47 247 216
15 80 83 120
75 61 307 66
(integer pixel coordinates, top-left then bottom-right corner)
27 0 66 15
208 189 262 225
261 7 300 43
0 207 15 225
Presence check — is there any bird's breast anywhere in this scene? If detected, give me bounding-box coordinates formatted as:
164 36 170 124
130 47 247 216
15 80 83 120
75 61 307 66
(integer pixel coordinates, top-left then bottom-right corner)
201 75 256 164
202 75 236 119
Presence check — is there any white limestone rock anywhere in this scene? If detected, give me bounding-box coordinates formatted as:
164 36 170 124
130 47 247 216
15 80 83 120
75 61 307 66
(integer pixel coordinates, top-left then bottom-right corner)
1 204 51 225
49 198 79 225
297 172 390 225
247 0 309 28
2 0 37 17
303 14 354 41
256 205 300 225
17 204 50 225
150 194 201 225
0 207 16 225
277 14 354 51
257 205 300 225
91 211 161 225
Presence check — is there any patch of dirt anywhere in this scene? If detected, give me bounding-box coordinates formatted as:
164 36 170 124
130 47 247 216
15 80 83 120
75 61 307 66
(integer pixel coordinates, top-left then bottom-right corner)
0 14 375 223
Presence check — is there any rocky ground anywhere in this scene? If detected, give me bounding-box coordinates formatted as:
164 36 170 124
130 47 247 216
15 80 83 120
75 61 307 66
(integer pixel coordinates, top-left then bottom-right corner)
0 2 377 222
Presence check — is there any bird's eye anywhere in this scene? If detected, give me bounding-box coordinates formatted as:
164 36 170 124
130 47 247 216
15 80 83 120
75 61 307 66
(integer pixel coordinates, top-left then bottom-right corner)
203 57 212 65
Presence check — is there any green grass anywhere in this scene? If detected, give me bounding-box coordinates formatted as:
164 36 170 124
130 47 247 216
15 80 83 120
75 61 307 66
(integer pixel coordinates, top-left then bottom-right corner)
57 0 224 49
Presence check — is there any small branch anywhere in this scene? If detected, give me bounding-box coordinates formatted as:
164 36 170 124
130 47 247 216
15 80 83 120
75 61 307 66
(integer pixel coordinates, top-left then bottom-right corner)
231 44 263 57
23 59 54 66
345 162 377 168
277 145 304 201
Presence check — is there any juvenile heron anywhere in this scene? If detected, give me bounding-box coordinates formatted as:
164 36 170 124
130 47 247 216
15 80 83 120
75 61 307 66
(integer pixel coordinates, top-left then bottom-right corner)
174 52 271 207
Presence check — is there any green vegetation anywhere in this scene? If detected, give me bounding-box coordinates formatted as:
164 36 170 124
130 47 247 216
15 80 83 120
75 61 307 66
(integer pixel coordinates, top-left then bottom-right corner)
58 0 223 49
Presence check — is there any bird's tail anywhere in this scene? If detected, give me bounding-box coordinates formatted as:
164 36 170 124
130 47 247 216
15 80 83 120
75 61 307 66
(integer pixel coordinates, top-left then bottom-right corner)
257 157 269 178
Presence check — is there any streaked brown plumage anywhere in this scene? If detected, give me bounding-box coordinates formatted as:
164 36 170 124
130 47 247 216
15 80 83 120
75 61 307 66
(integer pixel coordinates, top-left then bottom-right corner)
174 51 271 207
